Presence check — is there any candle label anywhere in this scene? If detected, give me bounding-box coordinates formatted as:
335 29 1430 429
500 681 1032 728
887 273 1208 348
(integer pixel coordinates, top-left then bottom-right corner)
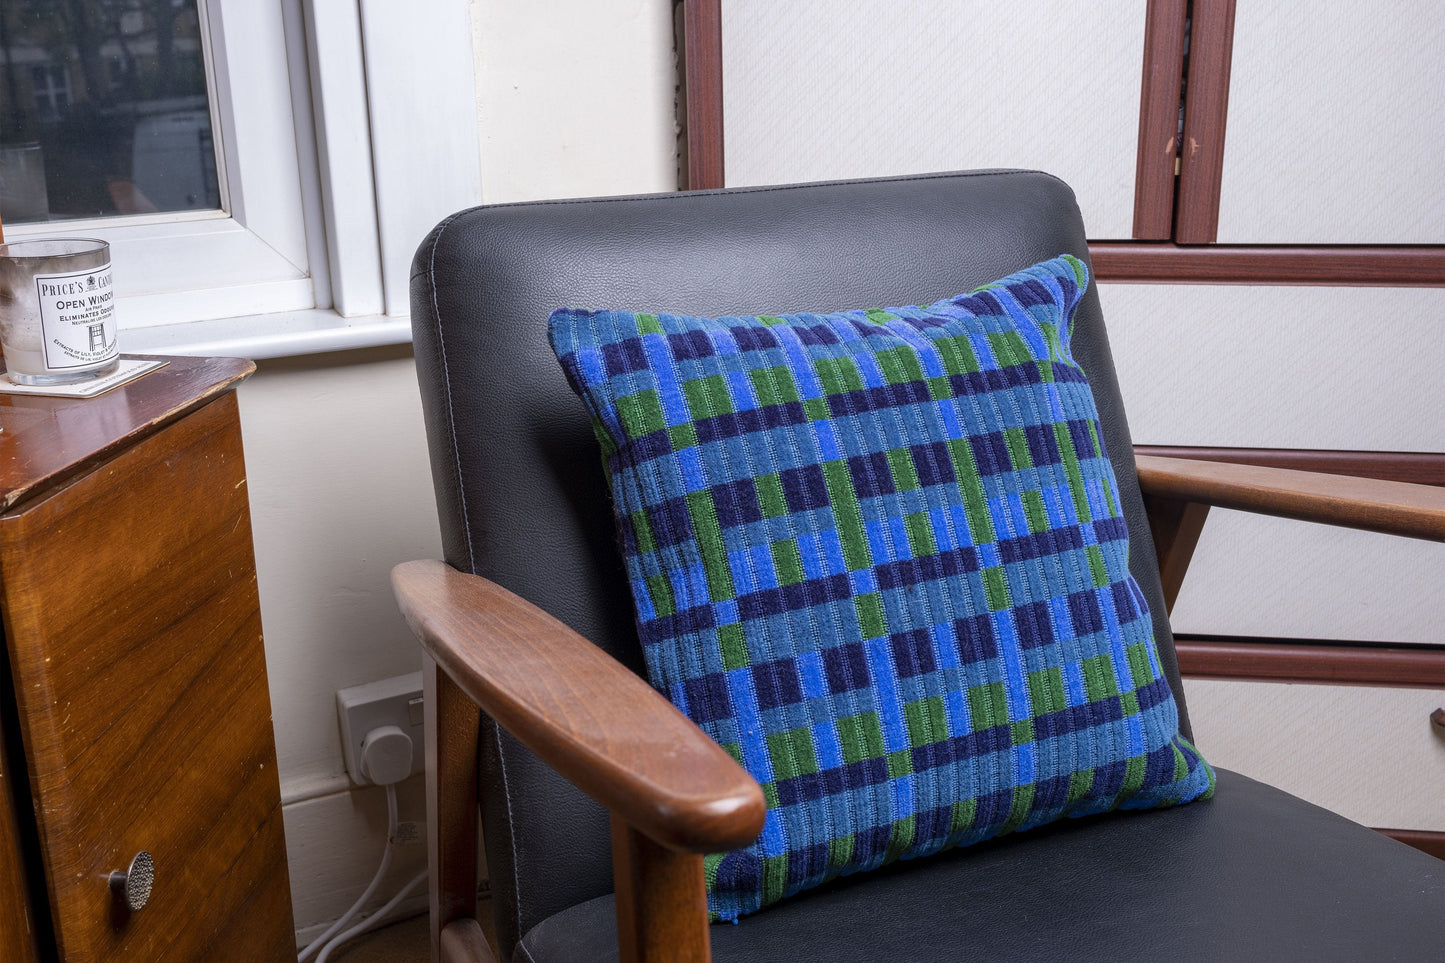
35 264 117 370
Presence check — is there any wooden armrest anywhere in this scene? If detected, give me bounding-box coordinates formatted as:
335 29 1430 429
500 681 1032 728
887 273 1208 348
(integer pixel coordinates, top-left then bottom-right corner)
392 559 765 854
1135 454 1445 541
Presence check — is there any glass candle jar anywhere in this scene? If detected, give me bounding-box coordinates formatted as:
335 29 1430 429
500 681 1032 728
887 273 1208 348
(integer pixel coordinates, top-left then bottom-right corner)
0 238 118 385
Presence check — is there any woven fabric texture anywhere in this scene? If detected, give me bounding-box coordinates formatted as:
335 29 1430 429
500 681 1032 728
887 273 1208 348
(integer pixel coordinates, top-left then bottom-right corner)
550 255 1214 921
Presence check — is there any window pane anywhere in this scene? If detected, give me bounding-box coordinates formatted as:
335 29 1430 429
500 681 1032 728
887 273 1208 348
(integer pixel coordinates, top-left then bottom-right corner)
0 0 222 224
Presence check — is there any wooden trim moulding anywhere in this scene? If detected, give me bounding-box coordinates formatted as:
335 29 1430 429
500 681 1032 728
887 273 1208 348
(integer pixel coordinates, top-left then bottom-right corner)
1132 0 1189 239
1173 0 1236 243
680 0 725 191
1136 447 1445 487
1090 243 1445 286
1175 637 1445 689
1376 829 1445 862
1142 494 1210 614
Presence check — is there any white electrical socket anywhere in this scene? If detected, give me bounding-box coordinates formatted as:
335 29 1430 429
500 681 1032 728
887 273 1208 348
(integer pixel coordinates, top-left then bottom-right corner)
336 671 425 785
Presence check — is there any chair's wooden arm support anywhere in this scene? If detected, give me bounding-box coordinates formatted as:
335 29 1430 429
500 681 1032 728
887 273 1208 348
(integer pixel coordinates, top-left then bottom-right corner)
392 559 765 854
1134 454 1445 541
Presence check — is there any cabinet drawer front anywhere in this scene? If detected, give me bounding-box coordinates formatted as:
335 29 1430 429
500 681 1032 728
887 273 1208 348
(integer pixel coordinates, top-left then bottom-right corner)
0 393 293 962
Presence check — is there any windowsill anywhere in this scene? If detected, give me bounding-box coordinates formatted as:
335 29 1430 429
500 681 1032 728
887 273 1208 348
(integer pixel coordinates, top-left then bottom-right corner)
121 308 412 360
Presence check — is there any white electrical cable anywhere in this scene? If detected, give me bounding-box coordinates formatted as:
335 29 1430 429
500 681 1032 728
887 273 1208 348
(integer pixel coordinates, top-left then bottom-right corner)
313 869 429 963
297 783 400 963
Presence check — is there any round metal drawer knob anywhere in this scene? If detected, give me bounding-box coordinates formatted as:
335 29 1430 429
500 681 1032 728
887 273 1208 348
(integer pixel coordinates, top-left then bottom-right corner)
109 851 154 913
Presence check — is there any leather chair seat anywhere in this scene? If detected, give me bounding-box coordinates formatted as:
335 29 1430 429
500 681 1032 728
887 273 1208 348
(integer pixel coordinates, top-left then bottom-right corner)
517 771 1445 962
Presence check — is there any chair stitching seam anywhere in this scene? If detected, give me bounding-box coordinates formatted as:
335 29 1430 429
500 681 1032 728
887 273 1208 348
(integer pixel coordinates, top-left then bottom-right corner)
493 724 526 947
425 210 479 573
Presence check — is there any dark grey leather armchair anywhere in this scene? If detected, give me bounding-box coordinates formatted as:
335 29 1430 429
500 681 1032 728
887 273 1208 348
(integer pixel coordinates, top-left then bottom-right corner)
398 170 1445 962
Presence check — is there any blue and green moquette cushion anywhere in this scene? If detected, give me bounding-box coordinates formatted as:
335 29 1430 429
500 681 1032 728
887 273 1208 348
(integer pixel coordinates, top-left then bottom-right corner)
549 255 1213 922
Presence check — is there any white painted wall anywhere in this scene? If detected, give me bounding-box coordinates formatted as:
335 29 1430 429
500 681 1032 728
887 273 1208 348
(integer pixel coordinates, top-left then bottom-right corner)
237 349 440 939
248 0 680 937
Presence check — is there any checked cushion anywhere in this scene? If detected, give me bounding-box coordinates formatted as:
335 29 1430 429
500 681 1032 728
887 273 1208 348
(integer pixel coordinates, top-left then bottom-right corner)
549 255 1214 922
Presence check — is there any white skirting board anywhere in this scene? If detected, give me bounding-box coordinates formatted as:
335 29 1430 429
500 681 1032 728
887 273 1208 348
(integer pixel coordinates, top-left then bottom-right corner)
283 775 430 940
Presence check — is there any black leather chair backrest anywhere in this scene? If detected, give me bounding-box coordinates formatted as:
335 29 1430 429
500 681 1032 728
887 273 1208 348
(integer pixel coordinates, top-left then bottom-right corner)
410 170 1190 959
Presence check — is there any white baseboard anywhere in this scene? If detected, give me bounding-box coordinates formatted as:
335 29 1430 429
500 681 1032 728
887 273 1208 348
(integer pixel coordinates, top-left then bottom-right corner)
283 775 430 938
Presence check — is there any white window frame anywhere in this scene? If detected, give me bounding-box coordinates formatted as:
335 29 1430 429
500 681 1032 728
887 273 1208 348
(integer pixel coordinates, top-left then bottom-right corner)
6 0 483 360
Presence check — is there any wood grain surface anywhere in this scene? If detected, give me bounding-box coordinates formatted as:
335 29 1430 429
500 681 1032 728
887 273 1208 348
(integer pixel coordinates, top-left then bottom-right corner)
1173 0 1236 243
1089 242 1445 285
681 0 725 190
393 560 765 854
1134 454 1445 541
1176 638 1445 689
1376 829 1445 862
0 392 292 961
1135 447 1445 487
0 355 254 512
611 814 710 963
1141 494 1210 615
425 656 481 959
0 707 40 961
1132 0 1188 239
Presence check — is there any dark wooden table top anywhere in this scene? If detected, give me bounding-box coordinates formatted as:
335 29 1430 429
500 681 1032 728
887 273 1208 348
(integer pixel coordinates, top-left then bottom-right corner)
0 355 254 512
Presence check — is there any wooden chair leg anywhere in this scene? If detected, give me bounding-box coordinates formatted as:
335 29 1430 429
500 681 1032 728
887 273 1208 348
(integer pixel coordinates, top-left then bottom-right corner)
1143 493 1211 614
426 655 482 963
439 919 497 963
611 814 711 963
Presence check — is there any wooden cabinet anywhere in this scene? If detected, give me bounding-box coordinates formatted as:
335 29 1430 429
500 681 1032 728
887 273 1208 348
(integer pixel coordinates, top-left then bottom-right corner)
0 357 293 961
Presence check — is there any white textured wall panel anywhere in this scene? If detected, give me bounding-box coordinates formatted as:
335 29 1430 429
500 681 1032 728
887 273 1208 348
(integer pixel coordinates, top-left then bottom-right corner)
475 0 677 203
1217 3 1445 244
1170 510 1445 645
1098 283 1445 451
1183 680 1445 831
721 0 1146 239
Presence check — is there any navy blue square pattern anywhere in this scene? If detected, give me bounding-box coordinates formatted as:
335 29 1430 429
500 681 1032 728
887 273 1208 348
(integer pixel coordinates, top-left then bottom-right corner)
550 255 1214 922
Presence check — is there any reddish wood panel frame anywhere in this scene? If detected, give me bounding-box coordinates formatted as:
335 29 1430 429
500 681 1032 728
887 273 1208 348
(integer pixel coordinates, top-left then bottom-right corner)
678 0 1443 285
1136 447 1445 488
1091 244 1445 286
1152 447 1445 688
1377 829 1445 862
679 0 724 191
678 4 1444 691
1174 0 1237 243
1176 638 1445 689
1132 0 1188 239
